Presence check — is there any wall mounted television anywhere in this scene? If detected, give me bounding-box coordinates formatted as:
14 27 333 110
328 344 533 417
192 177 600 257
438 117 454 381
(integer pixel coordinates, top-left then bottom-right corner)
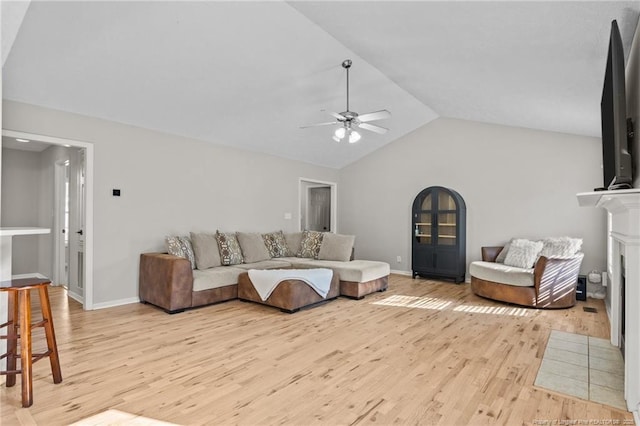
599 19 634 191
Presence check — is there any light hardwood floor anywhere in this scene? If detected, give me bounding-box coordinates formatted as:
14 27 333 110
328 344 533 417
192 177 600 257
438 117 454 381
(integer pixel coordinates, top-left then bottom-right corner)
1 274 634 425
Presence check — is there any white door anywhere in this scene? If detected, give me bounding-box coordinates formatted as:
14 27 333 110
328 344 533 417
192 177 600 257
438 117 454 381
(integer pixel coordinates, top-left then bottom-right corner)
307 186 331 232
68 149 85 301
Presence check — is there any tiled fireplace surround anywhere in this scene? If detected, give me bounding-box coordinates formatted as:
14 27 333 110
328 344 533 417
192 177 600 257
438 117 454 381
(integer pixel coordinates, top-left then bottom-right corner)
578 188 640 422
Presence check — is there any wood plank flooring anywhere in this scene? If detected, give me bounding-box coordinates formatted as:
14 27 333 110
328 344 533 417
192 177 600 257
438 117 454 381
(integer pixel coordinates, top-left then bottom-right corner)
0 274 634 425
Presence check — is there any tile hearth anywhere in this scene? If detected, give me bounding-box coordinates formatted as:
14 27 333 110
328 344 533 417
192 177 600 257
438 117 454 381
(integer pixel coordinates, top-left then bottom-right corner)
535 330 626 410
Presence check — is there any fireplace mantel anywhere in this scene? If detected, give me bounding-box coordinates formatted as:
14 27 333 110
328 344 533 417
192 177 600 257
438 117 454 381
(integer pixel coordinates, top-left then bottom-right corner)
577 189 640 418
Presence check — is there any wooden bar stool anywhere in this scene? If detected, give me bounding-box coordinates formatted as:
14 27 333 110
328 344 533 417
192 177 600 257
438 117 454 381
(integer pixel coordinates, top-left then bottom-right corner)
0 277 62 407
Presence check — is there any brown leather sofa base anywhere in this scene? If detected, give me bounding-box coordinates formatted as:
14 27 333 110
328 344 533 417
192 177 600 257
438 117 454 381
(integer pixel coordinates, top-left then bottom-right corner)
139 253 238 314
340 276 388 300
237 272 340 313
471 277 538 307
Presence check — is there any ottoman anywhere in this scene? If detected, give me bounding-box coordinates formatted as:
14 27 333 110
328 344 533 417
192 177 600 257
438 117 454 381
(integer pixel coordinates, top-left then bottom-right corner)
237 270 340 313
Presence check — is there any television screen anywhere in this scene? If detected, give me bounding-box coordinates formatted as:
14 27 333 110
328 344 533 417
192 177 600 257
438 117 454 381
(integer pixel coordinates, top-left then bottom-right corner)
600 20 633 190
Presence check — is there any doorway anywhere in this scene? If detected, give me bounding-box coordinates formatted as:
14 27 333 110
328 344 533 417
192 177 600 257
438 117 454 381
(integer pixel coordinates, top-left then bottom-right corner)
2 129 94 310
299 178 337 233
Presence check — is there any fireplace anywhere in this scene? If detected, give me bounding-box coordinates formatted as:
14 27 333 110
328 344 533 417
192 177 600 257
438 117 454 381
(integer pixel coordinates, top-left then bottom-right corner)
577 188 640 418
621 254 625 358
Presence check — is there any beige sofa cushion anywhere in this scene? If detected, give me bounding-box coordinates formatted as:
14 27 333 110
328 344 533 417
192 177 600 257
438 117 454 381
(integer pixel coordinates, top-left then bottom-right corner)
190 232 222 269
237 232 271 263
192 267 245 292
469 261 533 287
235 260 292 270
284 232 303 256
287 258 390 283
317 233 355 262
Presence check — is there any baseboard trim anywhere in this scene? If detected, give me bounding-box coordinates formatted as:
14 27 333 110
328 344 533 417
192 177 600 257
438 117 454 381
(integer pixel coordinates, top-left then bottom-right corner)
92 297 140 310
12 272 48 280
67 290 84 304
390 269 412 276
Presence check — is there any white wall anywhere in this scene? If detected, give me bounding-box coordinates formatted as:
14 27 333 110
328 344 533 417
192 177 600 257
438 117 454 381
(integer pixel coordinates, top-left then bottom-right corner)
338 117 607 277
1 147 42 273
2 100 339 305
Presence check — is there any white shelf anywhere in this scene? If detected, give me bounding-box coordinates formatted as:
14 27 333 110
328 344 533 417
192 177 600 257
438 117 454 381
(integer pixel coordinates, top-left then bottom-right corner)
0 227 51 237
576 188 640 208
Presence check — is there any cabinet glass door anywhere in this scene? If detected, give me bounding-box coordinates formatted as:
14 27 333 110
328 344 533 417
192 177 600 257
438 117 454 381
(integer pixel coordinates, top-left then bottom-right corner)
415 212 432 244
437 212 457 245
437 192 457 246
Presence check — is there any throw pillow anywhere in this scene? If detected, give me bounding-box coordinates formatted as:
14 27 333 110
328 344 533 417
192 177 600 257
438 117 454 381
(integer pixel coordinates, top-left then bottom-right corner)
165 235 196 269
237 232 271 263
262 231 289 258
297 230 324 259
189 232 222 270
284 232 304 256
539 237 583 259
503 239 543 269
317 233 355 262
495 241 511 263
215 231 244 266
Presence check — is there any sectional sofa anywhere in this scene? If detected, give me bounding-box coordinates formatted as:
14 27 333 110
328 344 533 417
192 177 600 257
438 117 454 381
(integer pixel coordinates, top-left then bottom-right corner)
139 230 390 313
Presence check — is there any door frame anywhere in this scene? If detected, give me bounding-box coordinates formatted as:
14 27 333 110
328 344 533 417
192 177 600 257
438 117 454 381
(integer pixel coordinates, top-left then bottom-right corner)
53 159 69 285
298 178 337 233
2 129 95 310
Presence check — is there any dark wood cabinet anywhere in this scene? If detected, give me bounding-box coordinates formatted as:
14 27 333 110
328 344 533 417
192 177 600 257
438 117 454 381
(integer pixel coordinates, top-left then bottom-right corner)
412 186 466 283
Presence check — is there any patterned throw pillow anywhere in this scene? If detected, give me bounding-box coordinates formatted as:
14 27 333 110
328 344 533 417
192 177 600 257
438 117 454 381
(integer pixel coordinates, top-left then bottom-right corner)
539 237 583 259
165 236 196 269
297 230 324 259
215 231 244 266
503 239 544 269
262 231 289 258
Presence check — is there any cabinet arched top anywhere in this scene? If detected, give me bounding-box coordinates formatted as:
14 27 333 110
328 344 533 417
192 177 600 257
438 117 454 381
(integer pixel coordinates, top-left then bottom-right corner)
412 186 466 212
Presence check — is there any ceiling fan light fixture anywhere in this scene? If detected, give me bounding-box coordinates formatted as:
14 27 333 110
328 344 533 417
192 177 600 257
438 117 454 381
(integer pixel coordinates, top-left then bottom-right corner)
334 127 346 139
348 130 361 143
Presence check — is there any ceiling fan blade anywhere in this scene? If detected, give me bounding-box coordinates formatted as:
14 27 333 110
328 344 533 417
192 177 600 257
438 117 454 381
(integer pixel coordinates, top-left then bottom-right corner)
323 110 346 121
300 121 339 129
358 122 388 134
357 110 391 123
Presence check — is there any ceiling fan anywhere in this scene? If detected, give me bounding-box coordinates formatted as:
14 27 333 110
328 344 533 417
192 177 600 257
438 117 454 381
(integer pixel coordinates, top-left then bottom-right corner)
301 59 391 143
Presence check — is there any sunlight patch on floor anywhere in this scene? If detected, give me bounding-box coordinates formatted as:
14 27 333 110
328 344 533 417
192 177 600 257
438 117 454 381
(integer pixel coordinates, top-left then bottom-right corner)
453 304 530 316
372 295 452 310
373 295 530 316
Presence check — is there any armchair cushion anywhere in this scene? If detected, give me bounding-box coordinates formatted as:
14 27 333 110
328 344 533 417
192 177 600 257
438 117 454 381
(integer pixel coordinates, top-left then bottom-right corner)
540 237 583 258
469 261 533 287
504 239 543 269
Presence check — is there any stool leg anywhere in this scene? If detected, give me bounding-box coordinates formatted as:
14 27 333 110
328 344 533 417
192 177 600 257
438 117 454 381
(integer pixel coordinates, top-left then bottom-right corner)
6 290 18 387
38 286 62 384
19 289 33 408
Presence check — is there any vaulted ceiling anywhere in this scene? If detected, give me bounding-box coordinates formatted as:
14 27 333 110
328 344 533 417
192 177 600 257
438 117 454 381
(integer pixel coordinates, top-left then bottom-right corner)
3 1 640 168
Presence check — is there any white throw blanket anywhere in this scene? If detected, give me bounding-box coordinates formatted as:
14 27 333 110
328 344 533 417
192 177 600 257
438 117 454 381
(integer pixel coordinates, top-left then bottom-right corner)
247 268 333 301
